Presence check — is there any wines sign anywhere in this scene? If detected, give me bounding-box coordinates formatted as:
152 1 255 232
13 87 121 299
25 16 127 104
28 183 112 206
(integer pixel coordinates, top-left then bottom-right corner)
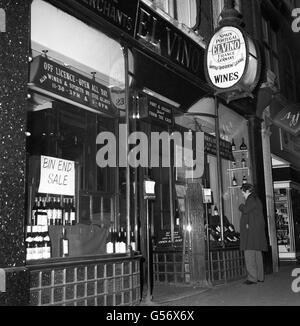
206 26 247 89
38 156 75 196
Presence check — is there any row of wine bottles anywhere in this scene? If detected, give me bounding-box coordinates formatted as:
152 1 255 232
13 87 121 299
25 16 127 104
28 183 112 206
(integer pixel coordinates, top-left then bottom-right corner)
31 196 76 226
25 225 52 261
232 154 247 169
231 137 248 151
209 224 240 245
232 174 248 187
106 227 136 254
25 225 69 261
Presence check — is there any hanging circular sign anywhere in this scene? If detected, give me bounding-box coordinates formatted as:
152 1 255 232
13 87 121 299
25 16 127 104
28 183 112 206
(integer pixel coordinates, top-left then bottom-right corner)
206 26 247 90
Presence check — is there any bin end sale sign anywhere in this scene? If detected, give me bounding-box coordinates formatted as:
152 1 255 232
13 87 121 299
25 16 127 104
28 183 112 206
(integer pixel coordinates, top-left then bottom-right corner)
38 156 75 196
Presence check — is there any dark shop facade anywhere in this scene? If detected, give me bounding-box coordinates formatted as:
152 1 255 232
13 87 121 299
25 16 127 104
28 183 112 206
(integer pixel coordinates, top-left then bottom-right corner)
0 0 270 306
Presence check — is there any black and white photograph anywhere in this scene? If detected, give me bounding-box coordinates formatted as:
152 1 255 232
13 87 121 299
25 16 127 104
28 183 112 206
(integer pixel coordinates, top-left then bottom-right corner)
1 0 300 312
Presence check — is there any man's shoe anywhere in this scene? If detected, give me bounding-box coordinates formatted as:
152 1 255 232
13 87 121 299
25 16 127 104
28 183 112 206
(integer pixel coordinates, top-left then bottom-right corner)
243 280 257 285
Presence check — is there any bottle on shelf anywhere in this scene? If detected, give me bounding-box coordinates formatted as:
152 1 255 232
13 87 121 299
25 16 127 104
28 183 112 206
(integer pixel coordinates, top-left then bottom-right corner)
60 227 69 258
242 175 247 185
33 226 44 260
37 198 48 226
240 137 247 151
25 226 34 261
57 197 63 226
130 231 136 251
31 198 38 226
31 226 38 260
63 198 70 226
232 174 238 187
42 226 51 259
231 138 236 151
70 198 76 226
52 197 58 225
47 197 54 226
213 206 219 216
119 227 126 253
241 154 246 168
46 197 53 226
231 158 237 169
106 227 114 254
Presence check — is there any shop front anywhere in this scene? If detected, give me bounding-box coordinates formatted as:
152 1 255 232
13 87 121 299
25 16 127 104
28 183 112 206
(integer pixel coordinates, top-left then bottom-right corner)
0 0 263 306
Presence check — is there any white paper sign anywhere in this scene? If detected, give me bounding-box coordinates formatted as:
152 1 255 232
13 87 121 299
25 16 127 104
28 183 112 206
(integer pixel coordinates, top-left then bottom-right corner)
207 26 247 89
38 156 75 196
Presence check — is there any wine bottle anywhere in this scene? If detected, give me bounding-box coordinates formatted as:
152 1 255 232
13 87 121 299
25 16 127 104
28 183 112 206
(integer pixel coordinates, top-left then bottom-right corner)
37 198 48 226
52 197 58 225
232 174 238 187
48 197 54 226
60 227 69 257
240 137 247 150
106 227 114 254
232 158 237 169
25 226 33 261
46 197 52 226
119 227 126 253
115 229 121 254
70 198 76 226
35 226 44 260
43 226 51 259
241 155 246 168
31 226 38 260
63 198 70 226
231 138 236 151
57 197 63 226
31 198 38 226
213 206 219 216
130 231 136 251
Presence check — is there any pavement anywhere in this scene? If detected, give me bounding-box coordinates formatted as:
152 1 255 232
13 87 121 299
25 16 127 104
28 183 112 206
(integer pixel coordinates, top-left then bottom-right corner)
139 263 300 306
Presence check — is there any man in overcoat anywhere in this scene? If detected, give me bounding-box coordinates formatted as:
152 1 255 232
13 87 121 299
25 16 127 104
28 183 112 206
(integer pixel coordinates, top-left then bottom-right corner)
239 183 268 284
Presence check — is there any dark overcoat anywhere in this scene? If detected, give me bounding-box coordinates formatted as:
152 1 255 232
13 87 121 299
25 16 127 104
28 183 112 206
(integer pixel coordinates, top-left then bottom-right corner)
239 194 268 251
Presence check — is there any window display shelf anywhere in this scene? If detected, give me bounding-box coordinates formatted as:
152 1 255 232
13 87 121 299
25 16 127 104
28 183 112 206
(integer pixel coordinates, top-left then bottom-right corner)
227 167 249 172
232 150 248 154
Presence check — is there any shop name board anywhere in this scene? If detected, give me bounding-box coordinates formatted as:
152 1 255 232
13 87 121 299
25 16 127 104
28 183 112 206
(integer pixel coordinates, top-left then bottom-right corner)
136 2 205 78
29 56 117 116
206 26 247 89
275 105 300 135
38 156 75 196
204 134 234 161
71 0 205 81
74 0 138 36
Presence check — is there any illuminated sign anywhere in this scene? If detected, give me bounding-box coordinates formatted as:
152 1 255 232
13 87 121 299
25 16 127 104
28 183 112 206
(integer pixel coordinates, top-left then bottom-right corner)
206 26 247 89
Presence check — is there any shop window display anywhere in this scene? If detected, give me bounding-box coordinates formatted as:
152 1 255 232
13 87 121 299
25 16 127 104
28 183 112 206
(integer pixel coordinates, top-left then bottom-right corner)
25 0 129 262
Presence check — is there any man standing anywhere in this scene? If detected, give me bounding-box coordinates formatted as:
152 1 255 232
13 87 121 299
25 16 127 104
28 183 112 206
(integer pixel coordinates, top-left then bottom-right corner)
239 183 268 285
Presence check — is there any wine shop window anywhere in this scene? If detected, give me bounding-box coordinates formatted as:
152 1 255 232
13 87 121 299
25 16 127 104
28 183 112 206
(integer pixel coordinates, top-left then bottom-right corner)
218 105 251 233
25 0 128 263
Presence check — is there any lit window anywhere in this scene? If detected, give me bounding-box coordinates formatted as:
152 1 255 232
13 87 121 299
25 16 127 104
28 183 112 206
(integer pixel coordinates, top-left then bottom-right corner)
212 0 242 28
152 0 199 29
